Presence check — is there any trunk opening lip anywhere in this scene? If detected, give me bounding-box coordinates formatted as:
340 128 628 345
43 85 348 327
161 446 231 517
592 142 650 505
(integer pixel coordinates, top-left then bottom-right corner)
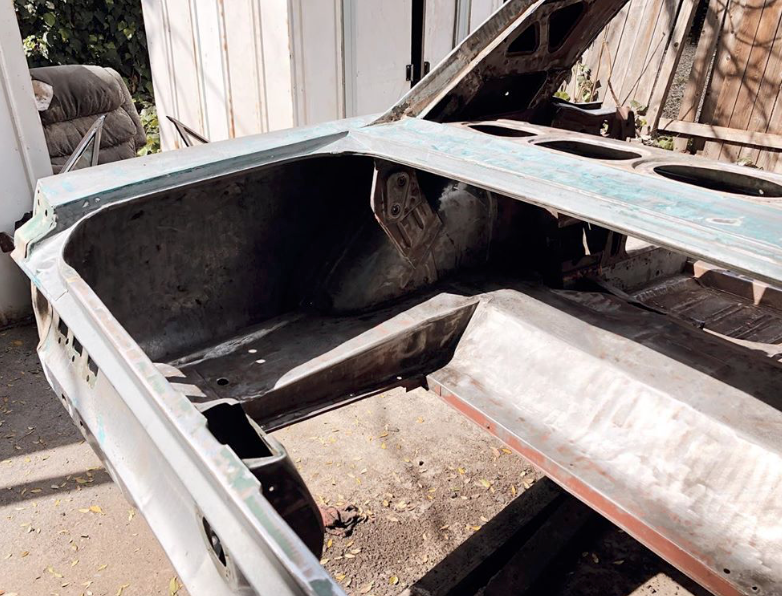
40 224 342 596
634 158 782 200
458 120 542 138
528 135 648 161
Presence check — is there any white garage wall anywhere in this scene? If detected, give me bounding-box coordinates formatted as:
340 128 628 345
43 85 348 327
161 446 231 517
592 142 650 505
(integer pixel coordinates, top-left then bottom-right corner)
0 0 52 326
141 0 296 150
142 0 499 150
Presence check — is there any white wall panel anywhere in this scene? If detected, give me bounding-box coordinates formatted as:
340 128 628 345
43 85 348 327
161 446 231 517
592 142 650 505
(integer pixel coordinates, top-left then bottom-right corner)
143 0 484 149
142 0 297 150
291 0 344 125
426 0 458 68
350 0 413 116
0 0 51 325
469 0 504 32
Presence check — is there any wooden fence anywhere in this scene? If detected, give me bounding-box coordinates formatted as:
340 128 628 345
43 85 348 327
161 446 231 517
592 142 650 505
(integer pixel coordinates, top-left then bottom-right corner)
564 0 782 171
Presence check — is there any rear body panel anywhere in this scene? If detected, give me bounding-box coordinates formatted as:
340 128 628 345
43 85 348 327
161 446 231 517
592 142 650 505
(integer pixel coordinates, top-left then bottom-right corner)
13 1 782 594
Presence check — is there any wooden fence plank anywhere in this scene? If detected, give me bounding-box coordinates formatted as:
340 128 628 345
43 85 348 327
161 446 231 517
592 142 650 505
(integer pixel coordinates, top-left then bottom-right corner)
635 0 679 107
590 4 632 101
719 0 782 161
617 0 667 104
660 117 782 149
740 12 782 165
756 81 782 169
646 0 700 132
702 0 764 159
605 0 649 105
692 0 746 154
673 0 730 150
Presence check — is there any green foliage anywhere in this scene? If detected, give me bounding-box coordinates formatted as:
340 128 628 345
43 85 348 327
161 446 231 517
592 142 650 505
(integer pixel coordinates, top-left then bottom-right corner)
15 0 153 103
736 157 760 169
557 62 598 104
630 101 649 132
136 100 160 156
574 62 597 103
652 135 674 151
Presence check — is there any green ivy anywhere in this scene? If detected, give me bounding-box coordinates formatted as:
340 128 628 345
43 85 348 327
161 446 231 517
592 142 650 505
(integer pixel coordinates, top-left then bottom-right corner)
136 100 160 156
15 0 153 105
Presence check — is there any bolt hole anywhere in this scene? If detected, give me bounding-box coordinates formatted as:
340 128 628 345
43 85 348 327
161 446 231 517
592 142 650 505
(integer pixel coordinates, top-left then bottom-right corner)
723 568 731 575
216 377 230 386
71 355 76 362
86 375 90 383
390 204 401 216
202 517 226 566
752 587 759 592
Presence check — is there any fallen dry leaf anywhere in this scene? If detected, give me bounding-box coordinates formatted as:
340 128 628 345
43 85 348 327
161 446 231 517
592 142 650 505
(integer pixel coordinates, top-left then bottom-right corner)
89 505 103 514
116 583 130 596
389 575 399 585
169 576 179 595
97 564 108 571
359 580 374 594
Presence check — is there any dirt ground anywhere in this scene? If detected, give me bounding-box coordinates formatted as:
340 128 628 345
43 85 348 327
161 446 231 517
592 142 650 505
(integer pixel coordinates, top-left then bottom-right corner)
1 322 710 596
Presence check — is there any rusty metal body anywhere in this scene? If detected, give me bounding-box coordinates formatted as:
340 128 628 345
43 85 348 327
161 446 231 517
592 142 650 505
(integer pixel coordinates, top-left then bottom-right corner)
12 1 782 595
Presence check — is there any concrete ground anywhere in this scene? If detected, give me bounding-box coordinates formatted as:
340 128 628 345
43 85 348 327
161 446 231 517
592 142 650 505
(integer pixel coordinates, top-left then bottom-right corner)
0 323 188 596
1 322 709 596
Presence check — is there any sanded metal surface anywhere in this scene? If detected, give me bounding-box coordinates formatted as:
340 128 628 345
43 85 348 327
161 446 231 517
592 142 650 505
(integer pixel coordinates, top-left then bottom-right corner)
428 286 782 596
173 293 478 430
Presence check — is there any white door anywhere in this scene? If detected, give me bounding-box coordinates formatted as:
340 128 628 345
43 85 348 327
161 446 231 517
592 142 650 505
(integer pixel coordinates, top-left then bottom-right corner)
470 0 504 32
425 0 459 69
344 0 413 116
